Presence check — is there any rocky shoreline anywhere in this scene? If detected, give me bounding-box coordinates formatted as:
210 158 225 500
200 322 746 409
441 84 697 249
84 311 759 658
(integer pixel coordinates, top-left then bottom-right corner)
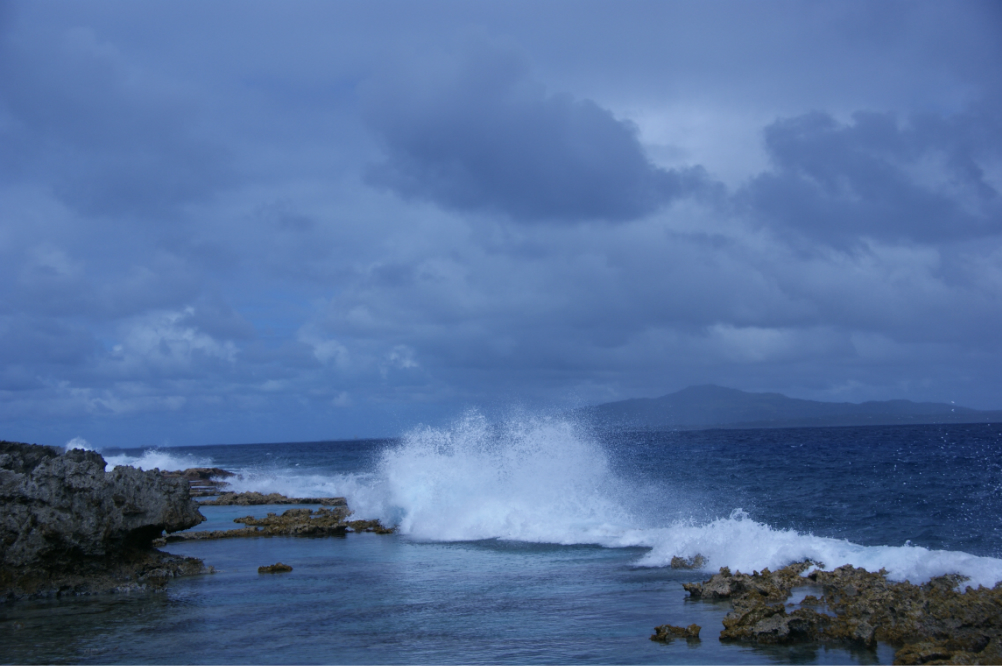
157 506 394 543
658 561 1001 664
199 490 350 506
1 441 392 603
4 439 999 665
1 440 207 602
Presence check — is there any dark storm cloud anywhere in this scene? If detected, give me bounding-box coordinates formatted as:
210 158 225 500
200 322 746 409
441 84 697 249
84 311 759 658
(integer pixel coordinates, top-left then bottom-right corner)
0 1 998 447
363 45 710 223
0 25 232 217
742 105 1000 245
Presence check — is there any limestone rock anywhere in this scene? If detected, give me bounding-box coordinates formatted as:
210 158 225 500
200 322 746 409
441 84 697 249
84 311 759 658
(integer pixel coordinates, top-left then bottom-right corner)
682 561 1002 662
258 563 293 574
199 491 348 506
163 505 397 542
682 562 815 602
651 623 701 641
346 519 396 534
670 555 707 569
1 441 207 602
162 467 235 497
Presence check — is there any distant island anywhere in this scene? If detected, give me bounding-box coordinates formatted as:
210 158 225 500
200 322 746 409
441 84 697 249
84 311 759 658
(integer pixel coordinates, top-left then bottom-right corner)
577 385 1002 431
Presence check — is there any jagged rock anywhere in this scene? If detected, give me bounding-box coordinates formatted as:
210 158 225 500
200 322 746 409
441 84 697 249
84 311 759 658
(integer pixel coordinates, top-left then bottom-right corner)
808 565 1002 659
683 562 817 602
720 601 826 643
199 491 348 506
682 562 1002 662
1 441 207 602
162 468 235 497
175 467 235 480
670 555 706 569
346 519 396 534
651 623 701 641
258 562 292 574
163 505 395 542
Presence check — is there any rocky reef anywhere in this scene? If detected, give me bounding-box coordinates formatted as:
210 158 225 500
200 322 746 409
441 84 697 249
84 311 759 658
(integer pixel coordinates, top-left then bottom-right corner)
1 441 208 602
651 623 701 642
681 562 1001 664
162 505 394 542
200 491 348 506
258 562 293 574
161 467 234 497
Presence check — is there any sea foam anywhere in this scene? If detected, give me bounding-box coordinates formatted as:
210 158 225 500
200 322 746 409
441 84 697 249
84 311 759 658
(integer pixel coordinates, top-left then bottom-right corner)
97 414 1003 588
102 448 216 472
340 413 1003 588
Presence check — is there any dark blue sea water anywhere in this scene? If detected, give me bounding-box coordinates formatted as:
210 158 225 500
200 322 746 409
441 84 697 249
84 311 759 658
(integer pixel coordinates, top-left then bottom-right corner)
2 420 1000 664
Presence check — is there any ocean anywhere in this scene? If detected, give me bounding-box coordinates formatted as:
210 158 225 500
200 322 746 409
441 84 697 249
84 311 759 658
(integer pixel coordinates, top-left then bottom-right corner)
3 417 1001 664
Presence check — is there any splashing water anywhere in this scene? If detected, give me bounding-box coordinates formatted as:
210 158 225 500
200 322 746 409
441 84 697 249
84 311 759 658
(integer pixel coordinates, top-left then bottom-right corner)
93 414 1003 588
65 436 95 452
348 412 640 542
337 413 1002 587
102 448 216 472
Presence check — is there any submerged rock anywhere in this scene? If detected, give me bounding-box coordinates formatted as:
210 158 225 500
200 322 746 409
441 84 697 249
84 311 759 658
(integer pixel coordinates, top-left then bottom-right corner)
1 441 208 602
200 491 348 506
651 623 701 641
682 562 1002 663
258 562 293 574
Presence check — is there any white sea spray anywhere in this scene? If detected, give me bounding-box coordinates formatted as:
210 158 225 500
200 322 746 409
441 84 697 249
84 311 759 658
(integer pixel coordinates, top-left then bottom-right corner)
103 414 1003 588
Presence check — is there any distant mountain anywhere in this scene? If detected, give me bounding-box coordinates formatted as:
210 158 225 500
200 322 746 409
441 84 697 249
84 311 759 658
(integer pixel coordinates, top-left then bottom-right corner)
576 385 1001 430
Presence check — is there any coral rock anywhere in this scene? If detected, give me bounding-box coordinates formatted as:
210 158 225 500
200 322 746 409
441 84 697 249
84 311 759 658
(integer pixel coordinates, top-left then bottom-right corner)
258 563 293 574
1 441 207 602
682 561 1002 662
670 555 707 569
200 491 348 506
164 506 399 541
651 623 701 641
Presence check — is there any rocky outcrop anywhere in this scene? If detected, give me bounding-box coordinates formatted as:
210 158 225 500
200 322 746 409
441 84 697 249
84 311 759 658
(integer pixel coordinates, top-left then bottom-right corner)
651 623 701 642
163 506 395 543
682 563 1002 664
1 441 208 602
199 491 348 506
346 519 396 534
161 467 234 497
258 562 293 574
669 554 707 570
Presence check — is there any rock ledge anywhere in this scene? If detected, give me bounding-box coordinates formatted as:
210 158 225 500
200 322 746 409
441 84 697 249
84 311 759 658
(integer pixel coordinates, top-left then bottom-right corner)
1 440 208 602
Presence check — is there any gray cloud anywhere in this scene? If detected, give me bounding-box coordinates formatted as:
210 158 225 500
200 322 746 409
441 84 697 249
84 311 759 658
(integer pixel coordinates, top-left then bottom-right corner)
0 1 998 447
363 44 711 223
741 105 1000 245
0 24 233 217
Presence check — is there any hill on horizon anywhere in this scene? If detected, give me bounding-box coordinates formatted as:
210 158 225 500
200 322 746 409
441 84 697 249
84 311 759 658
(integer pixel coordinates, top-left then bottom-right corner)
577 385 1002 431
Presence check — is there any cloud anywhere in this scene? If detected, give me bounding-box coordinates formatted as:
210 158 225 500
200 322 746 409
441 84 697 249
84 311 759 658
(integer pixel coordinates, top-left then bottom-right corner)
109 308 238 374
0 24 233 217
362 43 710 223
741 106 1000 245
0 2 998 445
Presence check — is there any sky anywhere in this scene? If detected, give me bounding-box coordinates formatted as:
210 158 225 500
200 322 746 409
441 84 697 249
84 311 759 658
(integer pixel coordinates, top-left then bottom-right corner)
1 0 999 448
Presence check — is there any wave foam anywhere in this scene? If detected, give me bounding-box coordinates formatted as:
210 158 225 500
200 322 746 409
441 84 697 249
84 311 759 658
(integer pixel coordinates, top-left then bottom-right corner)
89 415 1002 588
345 412 639 542
337 413 1002 588
65 437 95 452
102 449 215 472
619 510 1002 588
